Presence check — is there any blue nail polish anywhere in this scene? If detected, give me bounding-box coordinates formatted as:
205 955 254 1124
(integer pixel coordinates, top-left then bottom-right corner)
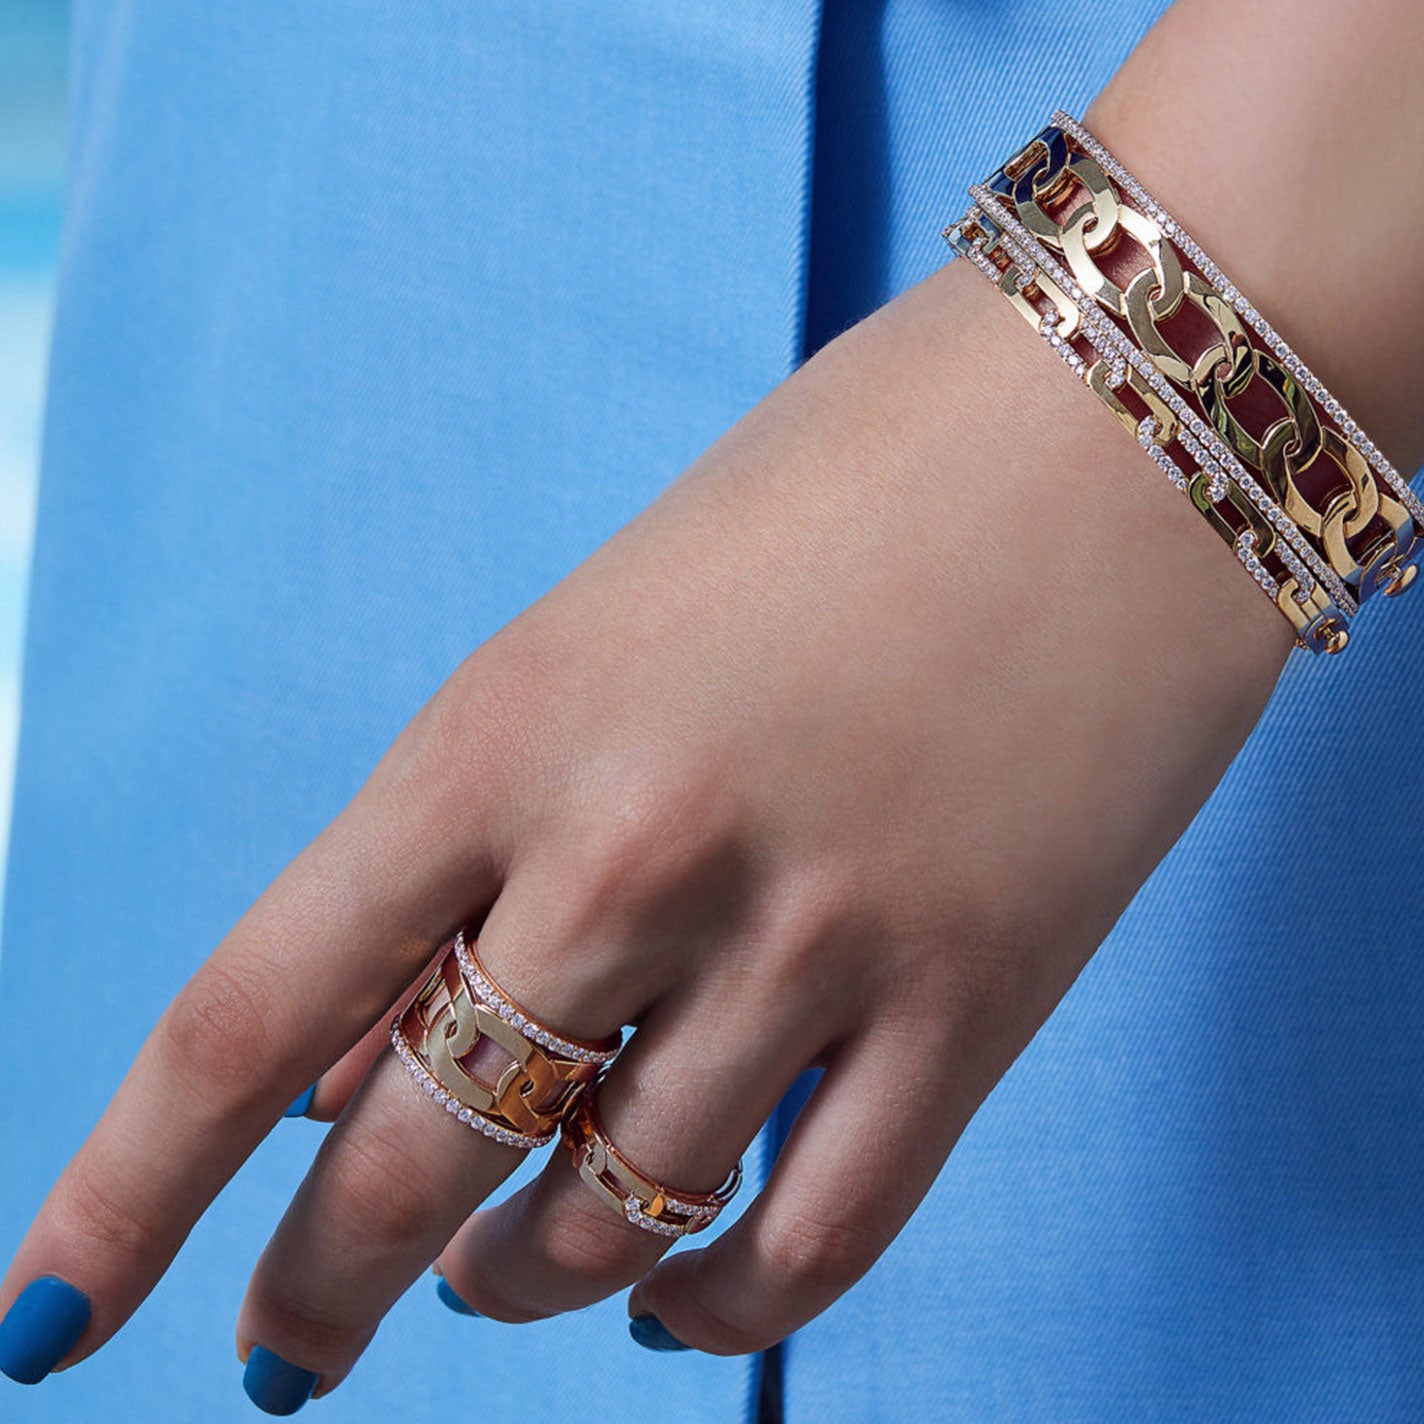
283 1085 316 1119
242 1346 319 1415
629 1314 690 1353
435 1277 480 1317
0 1275 91 1385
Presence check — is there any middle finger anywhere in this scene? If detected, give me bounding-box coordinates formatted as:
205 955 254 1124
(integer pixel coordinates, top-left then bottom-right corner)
233 886 649 1406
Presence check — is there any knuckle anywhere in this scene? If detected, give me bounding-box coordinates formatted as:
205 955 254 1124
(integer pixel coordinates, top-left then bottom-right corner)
60 1154 173 1267
553 836 648 925
247 1279 363 1359
156 960 284 1119
669 1293 778 1357
530 1192 654 1288
449 1196 654 1325
754 1206 883 1292
324 1126 438 1252
405 647 552 794
364 657 547 842
443 1272 543 1326
756 861 868 1000
560 764 727 917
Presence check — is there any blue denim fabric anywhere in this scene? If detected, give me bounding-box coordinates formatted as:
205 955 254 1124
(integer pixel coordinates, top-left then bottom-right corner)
5 2 1424 1421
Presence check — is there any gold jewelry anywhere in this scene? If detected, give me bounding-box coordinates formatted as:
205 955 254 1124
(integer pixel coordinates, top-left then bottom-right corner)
1049 111 1421 604
391 928 621 1148
560 1081 742 1237
944 110 1423 654
946 195 1349 653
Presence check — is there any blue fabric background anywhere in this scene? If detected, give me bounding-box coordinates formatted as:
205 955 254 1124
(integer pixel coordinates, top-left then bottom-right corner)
4 1 1423 1420
791 5 1424 1420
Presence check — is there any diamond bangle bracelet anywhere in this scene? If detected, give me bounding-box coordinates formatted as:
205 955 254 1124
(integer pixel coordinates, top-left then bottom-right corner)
944 108 1423 655
1050 108 1424 582
946 194 1348 653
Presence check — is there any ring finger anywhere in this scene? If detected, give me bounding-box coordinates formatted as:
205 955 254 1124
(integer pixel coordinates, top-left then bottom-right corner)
430 963 836 1325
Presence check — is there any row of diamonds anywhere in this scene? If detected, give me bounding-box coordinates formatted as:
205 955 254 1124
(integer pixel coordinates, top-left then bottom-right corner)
1053 271 1287 618
389 1018 555 1149
453 929 620 1064
623 1198 699 1238
955 215 1226 525
1038 309 1090 377
998 231 1040 287
1234 530 1282 599
1053 109 1424 535
1169 419 1235 513
654 1192 724 1217
1274 538 1317 600
1133 411 1196 497
963 183 1358 620
955 215 1303 621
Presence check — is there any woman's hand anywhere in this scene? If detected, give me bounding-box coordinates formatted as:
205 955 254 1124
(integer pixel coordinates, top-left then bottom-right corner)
0 236 1293 1401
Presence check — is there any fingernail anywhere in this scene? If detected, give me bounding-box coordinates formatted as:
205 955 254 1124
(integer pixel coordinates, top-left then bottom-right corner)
629 1314 690 1353
0 1275 91 1384
242 1346 319 1415
435 1277 480 1317
283 1085 316 1119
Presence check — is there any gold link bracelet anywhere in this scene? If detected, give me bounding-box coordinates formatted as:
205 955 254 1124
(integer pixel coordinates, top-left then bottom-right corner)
1048 112 1423 606
946 193 1350 654
946 109 1424 654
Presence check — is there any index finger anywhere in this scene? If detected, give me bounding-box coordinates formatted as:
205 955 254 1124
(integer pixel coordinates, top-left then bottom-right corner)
0 698 507 1383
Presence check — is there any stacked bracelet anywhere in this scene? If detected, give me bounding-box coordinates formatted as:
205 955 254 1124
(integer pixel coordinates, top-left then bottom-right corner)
943 109 1422 655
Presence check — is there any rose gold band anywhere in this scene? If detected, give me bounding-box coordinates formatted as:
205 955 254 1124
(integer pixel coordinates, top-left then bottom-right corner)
391 927 622 1149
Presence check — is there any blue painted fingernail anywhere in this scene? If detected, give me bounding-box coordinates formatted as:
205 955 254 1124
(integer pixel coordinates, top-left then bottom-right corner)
242 1346 319 1415
435 1277 480 1317
283 1085 316 1119
0 1275 91 1384
629 1314 690 1352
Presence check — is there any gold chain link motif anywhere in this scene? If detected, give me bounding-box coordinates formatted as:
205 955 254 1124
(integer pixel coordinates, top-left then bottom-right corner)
420 956 591 1136
391 932 618 1148
946 195 1349 653
983 119 1421 608
943 109 1424 655
1052 109 1424 595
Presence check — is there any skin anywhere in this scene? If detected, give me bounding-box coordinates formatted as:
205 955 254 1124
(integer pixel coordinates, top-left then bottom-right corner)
2 0 1421 1401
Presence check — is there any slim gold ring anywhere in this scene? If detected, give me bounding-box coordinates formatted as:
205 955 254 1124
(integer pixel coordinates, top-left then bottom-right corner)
561 1080 742 1237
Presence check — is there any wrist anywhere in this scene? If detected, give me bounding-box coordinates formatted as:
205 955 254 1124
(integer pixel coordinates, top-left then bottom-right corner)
1083 0 1424 476
906 255 1297 679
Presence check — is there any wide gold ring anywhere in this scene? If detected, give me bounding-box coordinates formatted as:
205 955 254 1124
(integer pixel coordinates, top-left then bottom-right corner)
560 1079 742 1237
390 927 622 1149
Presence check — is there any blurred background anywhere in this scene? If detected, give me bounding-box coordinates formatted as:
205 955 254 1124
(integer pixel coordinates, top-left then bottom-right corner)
0 0 66 929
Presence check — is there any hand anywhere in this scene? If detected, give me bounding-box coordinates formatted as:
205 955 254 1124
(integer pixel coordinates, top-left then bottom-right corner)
0 245 1292 1404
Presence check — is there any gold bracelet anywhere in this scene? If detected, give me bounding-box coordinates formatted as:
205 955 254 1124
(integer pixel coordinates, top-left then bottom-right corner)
1050 110 1422 606
945 195 1350 654
974 113 1419 619
946 108 1424 653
